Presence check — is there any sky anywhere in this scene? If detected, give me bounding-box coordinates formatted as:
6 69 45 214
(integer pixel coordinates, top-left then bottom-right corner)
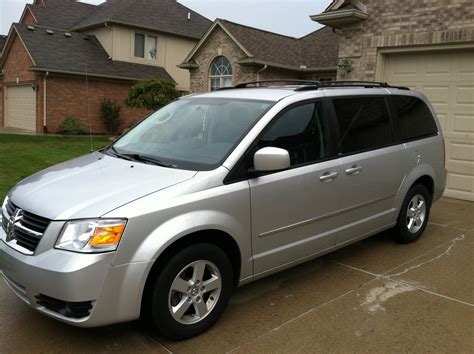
0 0 332 37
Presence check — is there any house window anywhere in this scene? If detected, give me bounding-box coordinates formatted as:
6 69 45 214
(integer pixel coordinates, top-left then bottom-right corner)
147 36 157 59
134 33 145 58
209 56 233 91
134 33 157 60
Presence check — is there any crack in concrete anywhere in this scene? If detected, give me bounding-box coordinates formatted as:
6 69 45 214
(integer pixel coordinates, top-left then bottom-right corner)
387 234 465 277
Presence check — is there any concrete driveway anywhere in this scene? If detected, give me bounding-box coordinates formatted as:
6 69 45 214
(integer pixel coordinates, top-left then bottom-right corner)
1 198 473 353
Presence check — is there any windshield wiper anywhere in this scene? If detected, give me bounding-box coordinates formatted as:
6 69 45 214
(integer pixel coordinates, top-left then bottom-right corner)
120 153 177 168
106 146 134 161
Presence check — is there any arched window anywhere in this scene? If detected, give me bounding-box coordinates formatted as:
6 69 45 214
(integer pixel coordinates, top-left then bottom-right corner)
209 56 233 91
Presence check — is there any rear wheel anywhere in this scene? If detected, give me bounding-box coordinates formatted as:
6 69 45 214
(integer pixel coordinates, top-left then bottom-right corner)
393 184 431 243
143 243 234 340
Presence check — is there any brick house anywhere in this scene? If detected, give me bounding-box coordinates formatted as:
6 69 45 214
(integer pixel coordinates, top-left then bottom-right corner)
179 19 340 93
0 0 211 134
311 0 474 201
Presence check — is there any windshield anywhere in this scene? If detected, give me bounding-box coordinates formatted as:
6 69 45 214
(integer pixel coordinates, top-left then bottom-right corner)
112 97 273 170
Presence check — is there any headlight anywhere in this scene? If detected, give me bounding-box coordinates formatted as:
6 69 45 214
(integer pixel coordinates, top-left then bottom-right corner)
55 219 127 253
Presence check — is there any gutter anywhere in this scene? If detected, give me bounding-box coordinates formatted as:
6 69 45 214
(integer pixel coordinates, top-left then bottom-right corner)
237 58 338 73
30 68 174 83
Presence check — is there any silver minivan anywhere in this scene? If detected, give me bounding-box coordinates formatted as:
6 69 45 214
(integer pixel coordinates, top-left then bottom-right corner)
0 81 446 339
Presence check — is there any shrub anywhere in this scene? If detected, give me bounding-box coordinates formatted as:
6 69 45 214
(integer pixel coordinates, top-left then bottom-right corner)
58 115 86 135
125 79 180 111
100 98 122 134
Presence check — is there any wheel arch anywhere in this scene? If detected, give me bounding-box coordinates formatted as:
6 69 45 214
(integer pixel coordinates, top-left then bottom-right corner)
395 164 436 219
139 229 242 318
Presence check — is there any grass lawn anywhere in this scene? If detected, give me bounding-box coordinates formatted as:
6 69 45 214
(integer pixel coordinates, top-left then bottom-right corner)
0 135 109 201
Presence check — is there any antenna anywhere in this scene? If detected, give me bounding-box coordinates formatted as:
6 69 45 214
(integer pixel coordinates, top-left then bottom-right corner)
84 64 93 153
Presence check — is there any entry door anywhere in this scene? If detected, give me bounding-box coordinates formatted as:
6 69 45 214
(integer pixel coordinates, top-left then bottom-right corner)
330 96 408 245
249 101 342 274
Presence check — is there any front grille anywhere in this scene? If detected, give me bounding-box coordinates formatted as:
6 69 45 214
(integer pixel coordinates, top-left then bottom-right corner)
36 294 93 319
2 199 50 253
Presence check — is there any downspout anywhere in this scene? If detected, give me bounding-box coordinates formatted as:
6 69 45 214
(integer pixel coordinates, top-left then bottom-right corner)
256 64 268 84
43 71 48 133
105 22 113 58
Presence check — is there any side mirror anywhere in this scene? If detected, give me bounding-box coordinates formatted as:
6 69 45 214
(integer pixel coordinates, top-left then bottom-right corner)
253 147 290 172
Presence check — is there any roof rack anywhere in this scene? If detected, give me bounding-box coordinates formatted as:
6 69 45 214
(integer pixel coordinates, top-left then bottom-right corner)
234 80 320 88
220 80 410 91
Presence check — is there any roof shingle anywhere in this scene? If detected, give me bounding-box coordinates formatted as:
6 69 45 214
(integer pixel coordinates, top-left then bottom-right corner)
218 20 340 70
27 0 97 30
13 23 173 81
73 0 212 39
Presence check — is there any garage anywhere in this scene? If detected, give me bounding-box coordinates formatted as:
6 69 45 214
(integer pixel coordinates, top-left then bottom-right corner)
5 85 36 132
382 49 474 201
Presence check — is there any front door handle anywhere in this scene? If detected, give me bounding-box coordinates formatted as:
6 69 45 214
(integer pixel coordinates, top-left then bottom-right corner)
319 171 339 182
345 165 363 175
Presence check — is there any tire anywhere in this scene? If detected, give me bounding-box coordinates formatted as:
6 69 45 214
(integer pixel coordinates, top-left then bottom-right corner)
143 243 234 340
393 184 432 244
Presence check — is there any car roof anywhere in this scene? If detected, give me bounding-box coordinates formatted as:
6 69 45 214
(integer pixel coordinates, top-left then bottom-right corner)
184 87 299 102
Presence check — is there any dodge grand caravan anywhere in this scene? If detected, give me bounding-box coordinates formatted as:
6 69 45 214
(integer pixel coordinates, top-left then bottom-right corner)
0 81 446 339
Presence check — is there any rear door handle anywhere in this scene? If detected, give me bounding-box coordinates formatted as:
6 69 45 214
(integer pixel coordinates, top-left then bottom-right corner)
319 171 339 182
345 165 362 175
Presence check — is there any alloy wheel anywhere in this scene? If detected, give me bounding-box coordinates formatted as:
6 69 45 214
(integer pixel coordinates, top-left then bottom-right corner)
168 260 222 325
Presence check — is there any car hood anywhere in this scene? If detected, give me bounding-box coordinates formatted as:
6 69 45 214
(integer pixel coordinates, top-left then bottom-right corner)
9 152 197 220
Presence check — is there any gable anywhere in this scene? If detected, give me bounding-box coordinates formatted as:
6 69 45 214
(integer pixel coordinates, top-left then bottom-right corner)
192 26 249 66
2 31 36 83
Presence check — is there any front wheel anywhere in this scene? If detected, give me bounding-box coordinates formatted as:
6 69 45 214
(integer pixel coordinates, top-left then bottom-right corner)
393 184 431 244
143 243 234 340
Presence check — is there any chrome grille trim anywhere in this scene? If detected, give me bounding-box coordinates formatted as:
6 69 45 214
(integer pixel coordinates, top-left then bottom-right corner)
2 199 50 254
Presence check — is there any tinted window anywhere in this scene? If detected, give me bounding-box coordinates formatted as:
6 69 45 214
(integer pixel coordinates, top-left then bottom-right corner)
257 103 329 166
333 97 392 154
393 95 438 141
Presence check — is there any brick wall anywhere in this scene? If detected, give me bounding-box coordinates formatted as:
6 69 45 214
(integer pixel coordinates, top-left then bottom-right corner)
1 32 149 134
45 74 150 134
21 9 37 26
336 0 474 80
188 27 335 93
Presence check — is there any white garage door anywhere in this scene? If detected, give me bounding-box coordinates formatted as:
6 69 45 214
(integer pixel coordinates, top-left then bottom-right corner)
383 49 474 201
6 85 36 132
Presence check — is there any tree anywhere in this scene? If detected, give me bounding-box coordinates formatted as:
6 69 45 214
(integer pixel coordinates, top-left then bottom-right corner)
125 80 180 111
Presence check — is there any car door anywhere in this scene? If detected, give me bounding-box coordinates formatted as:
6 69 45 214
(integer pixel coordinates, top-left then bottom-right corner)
329 95 408 246
247 100 342 275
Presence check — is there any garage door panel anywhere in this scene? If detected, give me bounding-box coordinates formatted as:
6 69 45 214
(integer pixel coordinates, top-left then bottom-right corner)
446 173 474 202
422 85 450 105
453 114 474 134
6 85 36 132
383 49 474 201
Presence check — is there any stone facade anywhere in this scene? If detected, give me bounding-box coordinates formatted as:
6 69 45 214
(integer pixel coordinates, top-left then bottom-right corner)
335 0 474 80
1 33 150 134
188 27 336 93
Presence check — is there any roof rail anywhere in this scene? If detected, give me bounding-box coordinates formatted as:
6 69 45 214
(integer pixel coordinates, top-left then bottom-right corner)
220 80 410 91
234 80 320 88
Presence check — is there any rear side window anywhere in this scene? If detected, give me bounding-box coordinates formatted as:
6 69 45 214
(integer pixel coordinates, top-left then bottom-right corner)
393 95 438 141
333 97 392 154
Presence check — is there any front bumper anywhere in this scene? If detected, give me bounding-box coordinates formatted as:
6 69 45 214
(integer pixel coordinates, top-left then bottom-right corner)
0 225 152 327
